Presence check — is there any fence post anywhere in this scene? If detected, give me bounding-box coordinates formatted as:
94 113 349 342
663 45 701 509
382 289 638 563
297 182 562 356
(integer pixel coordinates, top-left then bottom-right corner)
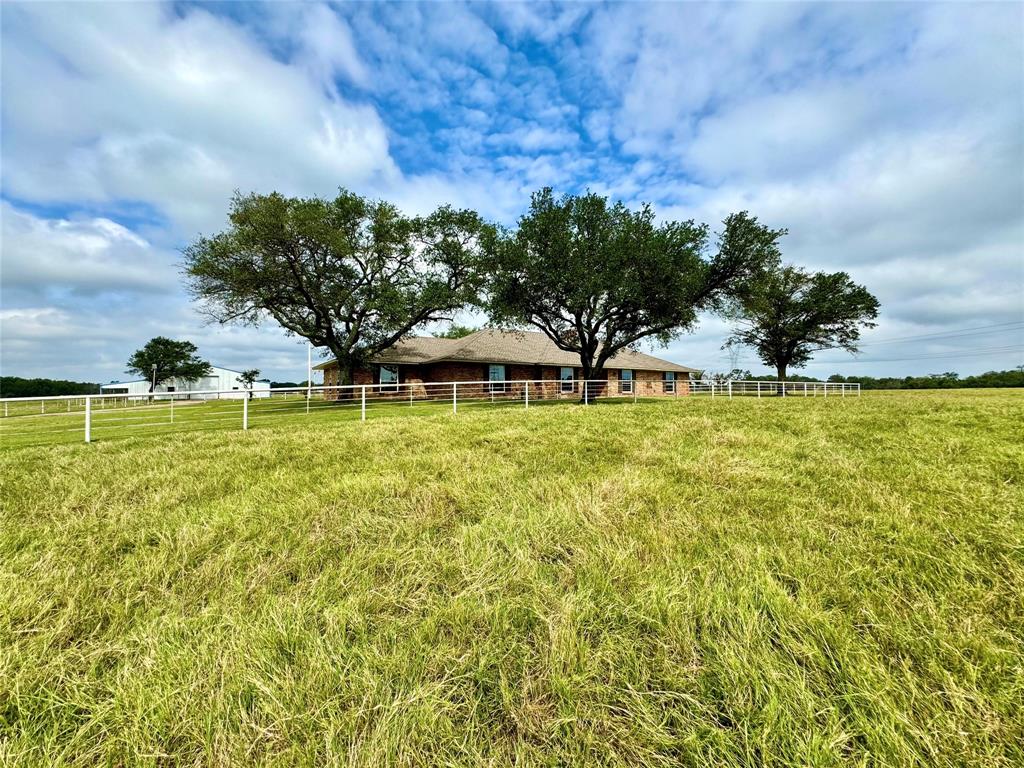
841 384 845 398
84 397 91 443
41 400 45 414
584 381 589 405
782 381 786 398
824 383 828 398
525 380 529 410
452 382 457 414
171 395 174 423
711 382 715 399
243 395 248 430
757 382 761 399
728 381 733 399
633 382 637 405
361 385 367 421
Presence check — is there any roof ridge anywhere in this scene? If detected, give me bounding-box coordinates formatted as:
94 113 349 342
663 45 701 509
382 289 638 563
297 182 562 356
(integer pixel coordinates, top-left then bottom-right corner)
423 328 485 363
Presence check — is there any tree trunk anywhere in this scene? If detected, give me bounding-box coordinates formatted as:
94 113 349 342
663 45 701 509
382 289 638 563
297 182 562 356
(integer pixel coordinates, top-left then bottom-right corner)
339 360 357 387
776 364 787 397
578 363 605 403
334 358 358 401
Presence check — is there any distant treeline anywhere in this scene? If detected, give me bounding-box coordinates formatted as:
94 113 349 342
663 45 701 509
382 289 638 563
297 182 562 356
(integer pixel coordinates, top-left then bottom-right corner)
728 369 1023 389
825 370 1024 389
0 376 101 398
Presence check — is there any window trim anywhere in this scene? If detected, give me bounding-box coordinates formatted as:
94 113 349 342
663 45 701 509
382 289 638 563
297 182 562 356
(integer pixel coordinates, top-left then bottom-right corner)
663 371 676 394
378 364 399 392
560 367 575 393
488 364 507 393
620 369 634 394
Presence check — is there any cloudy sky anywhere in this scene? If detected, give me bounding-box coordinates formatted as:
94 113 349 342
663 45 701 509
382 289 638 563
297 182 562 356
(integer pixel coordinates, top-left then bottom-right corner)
2 1 1021 384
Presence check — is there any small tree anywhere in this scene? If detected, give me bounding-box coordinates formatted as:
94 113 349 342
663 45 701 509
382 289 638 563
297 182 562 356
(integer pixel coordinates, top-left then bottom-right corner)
184 190 487 385
725 265 879 391
239 368 261 399
482 188 784 398
126 337 212 397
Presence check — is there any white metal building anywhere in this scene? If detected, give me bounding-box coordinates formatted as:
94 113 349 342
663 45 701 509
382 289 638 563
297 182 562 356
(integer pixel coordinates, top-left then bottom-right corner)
100 366 271 400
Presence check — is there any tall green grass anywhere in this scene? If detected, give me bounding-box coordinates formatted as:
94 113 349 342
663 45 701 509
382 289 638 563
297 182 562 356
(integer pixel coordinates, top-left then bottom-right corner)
1 391 1021 766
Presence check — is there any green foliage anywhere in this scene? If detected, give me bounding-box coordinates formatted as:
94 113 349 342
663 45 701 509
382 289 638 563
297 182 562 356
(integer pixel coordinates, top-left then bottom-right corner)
483 189 784 380
1 392 1021 765
726 264 879 379
239 368 261 398
184 190 488 384
126 337 212 392
828 369 1024 389
432 324 477 339
0 377 99 398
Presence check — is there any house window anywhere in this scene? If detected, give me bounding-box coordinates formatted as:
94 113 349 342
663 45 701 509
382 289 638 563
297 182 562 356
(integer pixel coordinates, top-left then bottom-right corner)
560 367 575 393
620 370 633 394
378 365 399 392
488 364 507 392
167 386 176 393
664 371 676 393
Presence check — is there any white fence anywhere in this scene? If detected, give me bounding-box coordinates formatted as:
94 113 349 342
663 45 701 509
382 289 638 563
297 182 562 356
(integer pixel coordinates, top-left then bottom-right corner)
690 379 860 398
0 378 859 447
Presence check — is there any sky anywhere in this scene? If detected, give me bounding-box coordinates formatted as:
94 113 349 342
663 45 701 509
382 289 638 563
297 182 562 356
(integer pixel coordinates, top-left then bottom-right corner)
1 1 1022 384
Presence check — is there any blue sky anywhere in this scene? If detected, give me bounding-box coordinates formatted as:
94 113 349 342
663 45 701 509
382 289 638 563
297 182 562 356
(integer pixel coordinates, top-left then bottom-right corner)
2 1 1022 383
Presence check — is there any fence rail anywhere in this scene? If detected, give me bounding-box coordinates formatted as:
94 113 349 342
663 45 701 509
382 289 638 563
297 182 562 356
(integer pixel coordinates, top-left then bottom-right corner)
0 378 859 447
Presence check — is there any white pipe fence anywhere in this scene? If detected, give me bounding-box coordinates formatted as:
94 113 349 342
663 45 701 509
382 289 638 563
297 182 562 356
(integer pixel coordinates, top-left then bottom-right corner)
689 379 859 398
0 378 859 446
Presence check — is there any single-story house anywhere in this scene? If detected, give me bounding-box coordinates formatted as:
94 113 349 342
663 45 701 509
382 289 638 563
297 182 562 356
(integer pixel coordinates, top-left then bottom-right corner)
100 365 271 400
314 329 699 398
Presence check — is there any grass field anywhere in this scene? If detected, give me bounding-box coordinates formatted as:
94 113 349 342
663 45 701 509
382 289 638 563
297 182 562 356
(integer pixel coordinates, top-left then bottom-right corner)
1 390 1021 766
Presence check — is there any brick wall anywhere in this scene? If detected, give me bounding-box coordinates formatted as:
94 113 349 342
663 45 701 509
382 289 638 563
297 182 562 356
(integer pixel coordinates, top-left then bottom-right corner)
318 361 691 399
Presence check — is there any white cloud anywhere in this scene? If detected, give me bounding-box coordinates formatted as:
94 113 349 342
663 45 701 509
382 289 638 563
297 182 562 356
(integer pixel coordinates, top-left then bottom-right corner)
0 202 177 297
1 2 396 236
1 1 1021 382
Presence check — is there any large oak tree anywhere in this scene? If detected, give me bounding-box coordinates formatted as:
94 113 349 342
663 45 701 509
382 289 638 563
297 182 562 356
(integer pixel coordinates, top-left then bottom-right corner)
725 264 880 385
184 190 486 384
481 188 785 393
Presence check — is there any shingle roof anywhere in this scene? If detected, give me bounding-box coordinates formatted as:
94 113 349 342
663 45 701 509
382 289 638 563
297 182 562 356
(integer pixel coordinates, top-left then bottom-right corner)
314 329 698 373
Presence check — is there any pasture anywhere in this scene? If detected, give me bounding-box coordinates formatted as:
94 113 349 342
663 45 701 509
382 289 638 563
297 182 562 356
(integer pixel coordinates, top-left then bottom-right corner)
1 390 1021 766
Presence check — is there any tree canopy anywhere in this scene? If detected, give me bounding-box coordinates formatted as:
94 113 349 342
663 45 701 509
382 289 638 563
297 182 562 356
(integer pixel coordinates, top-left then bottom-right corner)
725 264 880 381
126 337 212 392
184 190 487 384
432 324 477 339
239 368 261 398
481 188 785 388
0 377 100 398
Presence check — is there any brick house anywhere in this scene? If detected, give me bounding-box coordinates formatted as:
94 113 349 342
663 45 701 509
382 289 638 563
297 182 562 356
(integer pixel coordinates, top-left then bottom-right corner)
314 329 699 398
